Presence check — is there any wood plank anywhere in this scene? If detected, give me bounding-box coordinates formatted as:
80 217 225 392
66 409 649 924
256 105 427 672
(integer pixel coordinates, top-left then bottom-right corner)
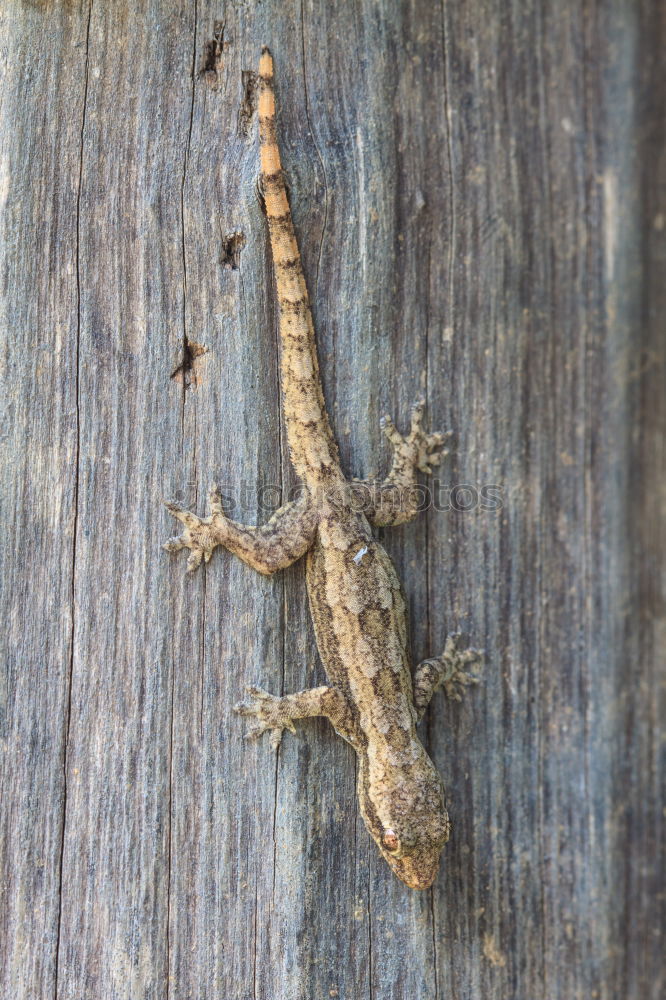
0 1 663 998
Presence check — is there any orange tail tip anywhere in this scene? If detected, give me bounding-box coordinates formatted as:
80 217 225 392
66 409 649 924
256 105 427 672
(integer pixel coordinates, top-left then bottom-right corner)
258 48 281 182
259 47 273 76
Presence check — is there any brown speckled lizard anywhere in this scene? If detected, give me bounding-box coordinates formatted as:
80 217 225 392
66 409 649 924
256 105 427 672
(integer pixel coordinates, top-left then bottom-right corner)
164 48 481 890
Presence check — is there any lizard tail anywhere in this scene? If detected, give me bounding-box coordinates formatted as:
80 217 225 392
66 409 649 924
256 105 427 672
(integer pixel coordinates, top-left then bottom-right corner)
258 47 341 487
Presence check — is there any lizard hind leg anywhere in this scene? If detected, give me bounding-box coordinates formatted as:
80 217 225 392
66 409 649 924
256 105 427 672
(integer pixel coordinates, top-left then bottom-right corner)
413 633 483 722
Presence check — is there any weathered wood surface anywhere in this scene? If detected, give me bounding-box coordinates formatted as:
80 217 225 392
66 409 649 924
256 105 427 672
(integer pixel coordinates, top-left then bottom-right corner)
1 1 663 998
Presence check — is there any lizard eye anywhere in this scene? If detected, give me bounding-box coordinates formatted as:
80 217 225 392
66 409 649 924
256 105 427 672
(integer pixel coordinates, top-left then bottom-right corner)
382 829 400 853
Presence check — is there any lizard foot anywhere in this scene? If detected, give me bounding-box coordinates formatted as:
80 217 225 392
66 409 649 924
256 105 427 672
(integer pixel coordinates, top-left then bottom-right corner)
163 484 226 573
437 633 483 701
380 398 451 475
234 686 297 750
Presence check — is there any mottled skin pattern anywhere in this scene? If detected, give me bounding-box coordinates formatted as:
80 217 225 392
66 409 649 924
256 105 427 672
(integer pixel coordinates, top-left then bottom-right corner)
165 49 481 890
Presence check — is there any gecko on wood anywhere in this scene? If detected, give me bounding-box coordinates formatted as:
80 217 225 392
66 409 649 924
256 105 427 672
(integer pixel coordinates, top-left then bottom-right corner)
165 48 481 890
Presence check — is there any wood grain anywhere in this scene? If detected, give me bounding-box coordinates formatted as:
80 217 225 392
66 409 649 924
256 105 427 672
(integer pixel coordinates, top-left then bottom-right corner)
1 1 663 998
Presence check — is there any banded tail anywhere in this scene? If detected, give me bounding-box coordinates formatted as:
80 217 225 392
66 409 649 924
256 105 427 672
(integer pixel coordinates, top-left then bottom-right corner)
258 48 341 487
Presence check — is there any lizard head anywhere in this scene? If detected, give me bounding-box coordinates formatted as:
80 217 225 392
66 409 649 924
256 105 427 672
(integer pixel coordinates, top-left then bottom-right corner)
358 747 451 890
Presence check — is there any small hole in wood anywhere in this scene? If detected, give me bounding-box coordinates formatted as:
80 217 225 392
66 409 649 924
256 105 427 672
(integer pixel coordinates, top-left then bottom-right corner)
171 339 208 389
200 21 226 89
220 230 246 270
238 70 259 137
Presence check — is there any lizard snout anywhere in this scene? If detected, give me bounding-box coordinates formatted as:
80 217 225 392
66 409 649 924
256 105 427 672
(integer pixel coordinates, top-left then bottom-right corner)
387 850 442 891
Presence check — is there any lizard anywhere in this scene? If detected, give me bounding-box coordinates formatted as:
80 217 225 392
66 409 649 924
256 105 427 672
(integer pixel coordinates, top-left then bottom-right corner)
164 47 481 890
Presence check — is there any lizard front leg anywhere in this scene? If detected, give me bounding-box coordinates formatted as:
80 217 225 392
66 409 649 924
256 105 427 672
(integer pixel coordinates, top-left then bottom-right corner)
164 486 318 574
413 633 483 722
353 399 451 526
234 684 358 750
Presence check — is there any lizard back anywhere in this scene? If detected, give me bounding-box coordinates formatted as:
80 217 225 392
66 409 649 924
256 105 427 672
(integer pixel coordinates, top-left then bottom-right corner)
306 510 417 748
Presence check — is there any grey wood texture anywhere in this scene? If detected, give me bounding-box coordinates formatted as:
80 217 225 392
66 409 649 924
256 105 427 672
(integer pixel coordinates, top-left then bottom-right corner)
1 2 663 998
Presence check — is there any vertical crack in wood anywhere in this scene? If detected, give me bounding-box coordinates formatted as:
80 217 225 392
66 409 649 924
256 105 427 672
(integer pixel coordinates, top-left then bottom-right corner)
271 730 280 900
252 881 259 999
579 2 601 992
200 570 206 741
424 246 439 996
532 0 550 987
179 0 198 442
53 3 93 997
429 889 440 998
367 895 374 1000
165 620 176 1000
166 6 198 996
421 64 437 992
300 2 328 305
439 0 456 339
